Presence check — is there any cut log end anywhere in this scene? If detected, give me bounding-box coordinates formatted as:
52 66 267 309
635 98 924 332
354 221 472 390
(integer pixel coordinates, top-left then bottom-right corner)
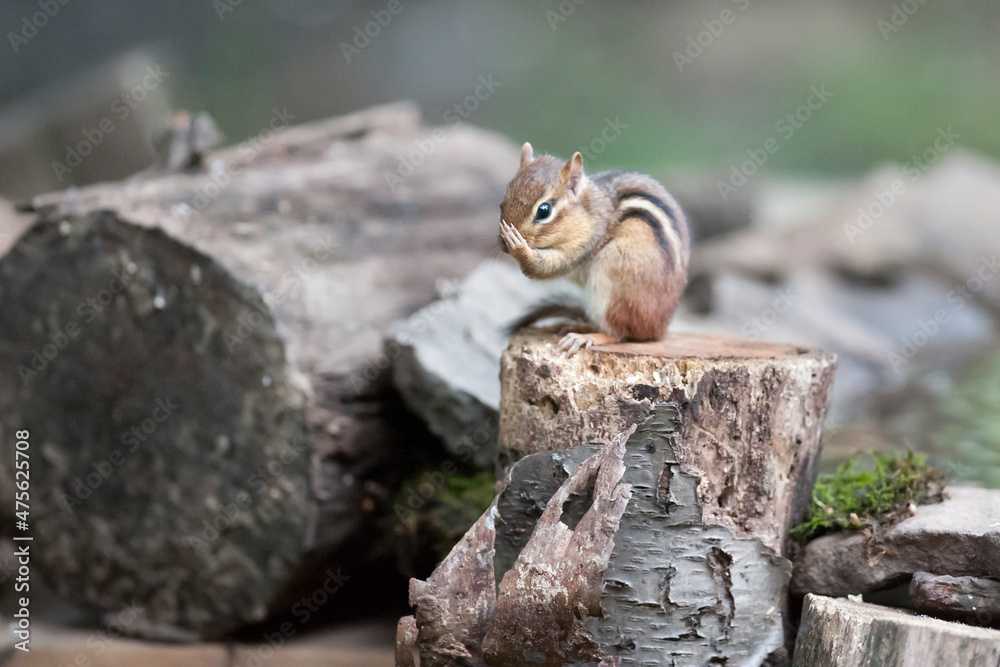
0 211 312 637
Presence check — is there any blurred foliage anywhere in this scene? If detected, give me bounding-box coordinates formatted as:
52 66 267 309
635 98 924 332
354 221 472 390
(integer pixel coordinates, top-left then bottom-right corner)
3 0 1000 184
377 468 495 579
792 451 946 545
919 351 1000 489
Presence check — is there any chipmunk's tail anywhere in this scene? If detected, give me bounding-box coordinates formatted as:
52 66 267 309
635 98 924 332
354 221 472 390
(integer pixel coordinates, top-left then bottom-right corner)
504 298 591 336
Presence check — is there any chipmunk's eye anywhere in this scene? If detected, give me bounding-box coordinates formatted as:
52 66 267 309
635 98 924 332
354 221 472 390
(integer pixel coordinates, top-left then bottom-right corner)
535 201 553 222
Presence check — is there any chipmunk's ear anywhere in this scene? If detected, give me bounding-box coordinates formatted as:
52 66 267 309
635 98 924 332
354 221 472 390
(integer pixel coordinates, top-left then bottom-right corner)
561 152 584 197
520 142 534 167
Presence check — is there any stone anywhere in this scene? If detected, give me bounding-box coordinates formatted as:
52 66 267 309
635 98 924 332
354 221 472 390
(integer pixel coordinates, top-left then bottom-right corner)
909 572 1000 629
389 261 578 468
793 594 1000 667
791 487 1000 599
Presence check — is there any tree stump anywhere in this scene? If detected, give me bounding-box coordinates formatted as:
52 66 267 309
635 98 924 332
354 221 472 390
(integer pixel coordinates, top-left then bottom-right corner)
0 102 520 638
495 331 836 664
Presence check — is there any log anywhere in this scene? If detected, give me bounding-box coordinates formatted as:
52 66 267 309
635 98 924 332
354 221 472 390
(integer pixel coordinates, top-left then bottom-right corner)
496 332 836 663
400 427 633 666
793 594 1000 666
0 102 520 638
499 330 837 557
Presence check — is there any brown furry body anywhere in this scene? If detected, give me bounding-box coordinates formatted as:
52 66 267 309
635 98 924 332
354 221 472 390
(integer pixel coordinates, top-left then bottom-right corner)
499 144 690 345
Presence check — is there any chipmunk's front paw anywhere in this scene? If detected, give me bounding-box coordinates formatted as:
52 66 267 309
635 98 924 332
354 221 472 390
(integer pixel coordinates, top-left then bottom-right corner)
558 332 616 355
499 220 530 259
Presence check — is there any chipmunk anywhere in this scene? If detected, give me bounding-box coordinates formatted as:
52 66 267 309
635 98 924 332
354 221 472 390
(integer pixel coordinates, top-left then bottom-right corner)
498 142 690 353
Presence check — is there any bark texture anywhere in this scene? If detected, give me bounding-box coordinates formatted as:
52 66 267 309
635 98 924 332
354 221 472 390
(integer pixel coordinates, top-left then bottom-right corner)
494 406 793 666
793 594 1000 667
0 102 520 637
400 428 632 666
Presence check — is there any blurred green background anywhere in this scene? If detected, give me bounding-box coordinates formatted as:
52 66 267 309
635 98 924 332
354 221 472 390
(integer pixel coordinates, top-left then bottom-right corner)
2 0 999 198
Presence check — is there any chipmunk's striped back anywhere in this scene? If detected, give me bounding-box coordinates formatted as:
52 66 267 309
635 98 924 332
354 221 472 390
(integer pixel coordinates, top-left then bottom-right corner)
594 170 691 276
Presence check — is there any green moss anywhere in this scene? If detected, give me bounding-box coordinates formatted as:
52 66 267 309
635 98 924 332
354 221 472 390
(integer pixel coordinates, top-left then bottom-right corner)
792 451 946 545
378 469 496 579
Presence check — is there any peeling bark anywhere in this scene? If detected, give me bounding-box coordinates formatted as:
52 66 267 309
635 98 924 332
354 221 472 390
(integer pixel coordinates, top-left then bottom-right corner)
408 497 499 666
483 428 633 666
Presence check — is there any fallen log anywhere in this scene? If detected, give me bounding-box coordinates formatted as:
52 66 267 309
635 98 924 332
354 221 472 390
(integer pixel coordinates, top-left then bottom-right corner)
0 102 519 638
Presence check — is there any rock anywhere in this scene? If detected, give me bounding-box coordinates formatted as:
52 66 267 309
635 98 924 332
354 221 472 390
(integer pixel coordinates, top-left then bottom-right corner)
685 152 1000 427
791 487 1000 599
909 572 1000 629
389 261 579 468
793 594 1000 667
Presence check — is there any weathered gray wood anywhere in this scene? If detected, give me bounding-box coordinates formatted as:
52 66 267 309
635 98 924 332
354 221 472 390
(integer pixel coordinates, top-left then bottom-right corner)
793 594 1000 667
909 572 1000 629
